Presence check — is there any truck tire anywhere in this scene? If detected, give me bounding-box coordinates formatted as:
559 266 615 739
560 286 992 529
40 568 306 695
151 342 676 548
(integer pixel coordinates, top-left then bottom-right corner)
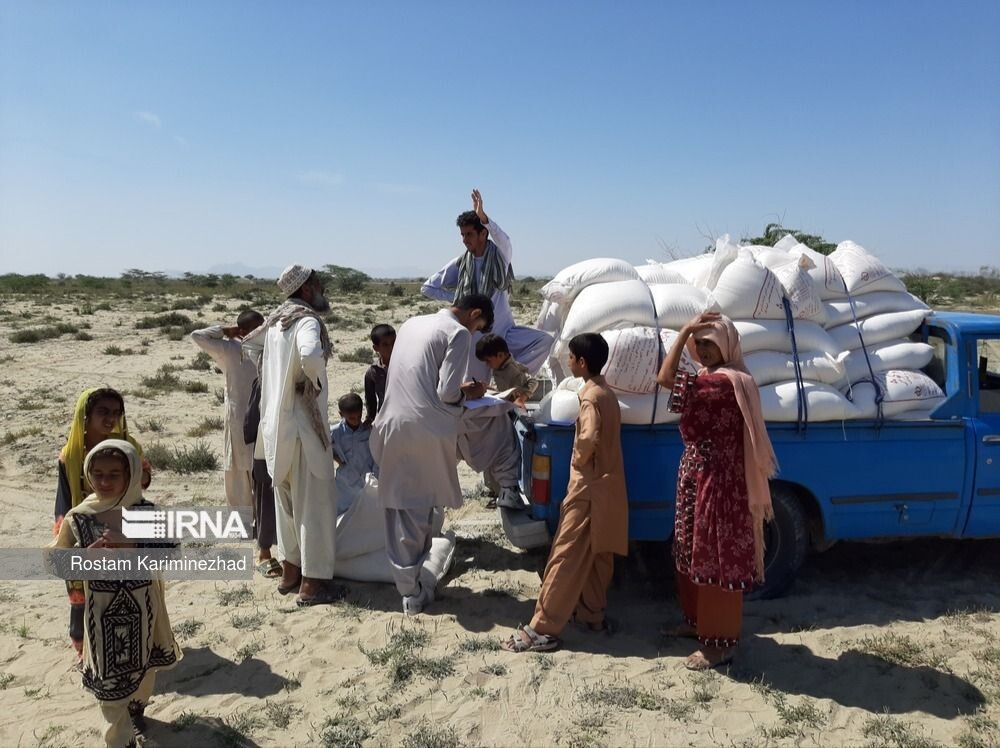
747 483 810 600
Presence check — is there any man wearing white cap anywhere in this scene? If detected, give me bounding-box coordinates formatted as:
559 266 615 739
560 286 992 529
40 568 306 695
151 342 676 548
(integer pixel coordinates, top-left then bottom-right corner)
242 265 341 605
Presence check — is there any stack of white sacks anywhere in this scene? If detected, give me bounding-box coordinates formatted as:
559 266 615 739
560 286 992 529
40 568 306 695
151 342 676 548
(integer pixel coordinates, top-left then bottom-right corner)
534 235 945 425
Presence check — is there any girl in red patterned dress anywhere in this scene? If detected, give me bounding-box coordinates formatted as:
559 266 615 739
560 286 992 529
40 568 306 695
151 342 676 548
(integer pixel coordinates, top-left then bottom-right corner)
656 312 777 670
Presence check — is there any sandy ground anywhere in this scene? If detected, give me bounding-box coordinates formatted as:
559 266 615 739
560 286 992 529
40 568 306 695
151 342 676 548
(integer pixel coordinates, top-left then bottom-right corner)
1 291 999 748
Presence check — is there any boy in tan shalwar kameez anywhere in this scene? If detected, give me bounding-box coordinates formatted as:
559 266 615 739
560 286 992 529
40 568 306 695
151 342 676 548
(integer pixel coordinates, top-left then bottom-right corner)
503 333 627 652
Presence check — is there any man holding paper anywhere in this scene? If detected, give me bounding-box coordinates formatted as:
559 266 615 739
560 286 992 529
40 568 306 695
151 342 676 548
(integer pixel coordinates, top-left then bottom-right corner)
371 294 494 615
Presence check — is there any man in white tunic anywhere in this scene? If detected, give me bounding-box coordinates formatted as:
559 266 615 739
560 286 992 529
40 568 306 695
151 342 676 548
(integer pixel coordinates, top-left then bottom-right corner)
242 265 341 606
370 293 494 615
422 190 553 381
190 311 264 508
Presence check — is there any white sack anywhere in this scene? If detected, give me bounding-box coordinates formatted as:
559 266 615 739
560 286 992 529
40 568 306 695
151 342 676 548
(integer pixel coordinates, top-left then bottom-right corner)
648 284 717 329
789 243 847 300
823 291 928 328
773 235 799 252
759 381 860 422
828 309 928 351
535 299 564 334
618 391 680 425
663 254 715 287
703 236 740 291
601 327 698 394
849 370 945 418
744 350 846 387
829 241 907 295
335 535 456 585
534 378 584 424
710 253 787 320
734 319 840 356
540 258 639 303
559 279 656 340
771 254 827 324
635 262 687 285
842 340 935 384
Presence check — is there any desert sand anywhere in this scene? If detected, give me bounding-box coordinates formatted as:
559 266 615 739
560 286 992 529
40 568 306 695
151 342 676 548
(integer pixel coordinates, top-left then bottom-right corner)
0 289 998 748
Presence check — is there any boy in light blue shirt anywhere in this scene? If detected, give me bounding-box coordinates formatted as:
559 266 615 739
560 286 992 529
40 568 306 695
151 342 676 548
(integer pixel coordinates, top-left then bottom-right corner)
330 393 375 514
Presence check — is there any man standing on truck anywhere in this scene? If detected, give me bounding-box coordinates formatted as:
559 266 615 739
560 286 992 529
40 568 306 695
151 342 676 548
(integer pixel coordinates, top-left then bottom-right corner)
502 333 627 652
421 189 553 381
371 294 494 615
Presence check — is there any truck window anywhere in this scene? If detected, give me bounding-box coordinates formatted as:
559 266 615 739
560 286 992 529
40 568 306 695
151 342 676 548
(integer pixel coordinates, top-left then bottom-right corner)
921 329 949 390
979 339 1000 414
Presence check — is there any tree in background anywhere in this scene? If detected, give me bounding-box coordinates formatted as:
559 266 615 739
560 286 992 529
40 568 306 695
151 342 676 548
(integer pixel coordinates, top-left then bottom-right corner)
321 264 370 293
742 223 837 256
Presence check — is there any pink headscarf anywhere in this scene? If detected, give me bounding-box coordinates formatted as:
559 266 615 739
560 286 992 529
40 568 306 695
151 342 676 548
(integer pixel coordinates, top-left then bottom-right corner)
693 316 777 581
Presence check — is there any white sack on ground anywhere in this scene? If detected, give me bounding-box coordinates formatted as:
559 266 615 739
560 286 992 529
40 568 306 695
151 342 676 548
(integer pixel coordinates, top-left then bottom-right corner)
744 350 846 387
618 390 680 425
823 291 928 328
601 327 698 394
771 254 827 324
735 319 840 356
635 262 687 285
842 340 935 384
828 309 928 351
648 284 717 329
663 254 715 287
540 258 639 303
759 381 860 422
848 370 945 418
789 243 847 300
829 241 907 295
333 475 456 584
558 279 656 341
710 253 787 320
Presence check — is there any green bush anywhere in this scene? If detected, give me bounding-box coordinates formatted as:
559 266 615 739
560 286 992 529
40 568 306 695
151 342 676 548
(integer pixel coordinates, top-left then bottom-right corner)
339 346 373 364
189 351 213 371
144 441 218 473
135 312 192 329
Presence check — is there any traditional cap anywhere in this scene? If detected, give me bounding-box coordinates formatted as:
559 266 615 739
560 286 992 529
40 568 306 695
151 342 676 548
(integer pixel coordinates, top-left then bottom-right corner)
277 264 313 297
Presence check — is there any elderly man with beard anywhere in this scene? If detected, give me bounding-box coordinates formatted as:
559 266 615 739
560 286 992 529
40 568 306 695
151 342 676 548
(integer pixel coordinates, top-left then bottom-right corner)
243 265 342 606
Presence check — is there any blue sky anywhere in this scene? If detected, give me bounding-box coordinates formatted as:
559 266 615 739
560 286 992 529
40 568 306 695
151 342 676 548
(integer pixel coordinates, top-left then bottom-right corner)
2 1 998 278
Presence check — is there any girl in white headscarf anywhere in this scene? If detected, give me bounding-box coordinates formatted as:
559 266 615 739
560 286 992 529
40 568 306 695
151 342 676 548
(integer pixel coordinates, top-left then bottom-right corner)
50 439 181 748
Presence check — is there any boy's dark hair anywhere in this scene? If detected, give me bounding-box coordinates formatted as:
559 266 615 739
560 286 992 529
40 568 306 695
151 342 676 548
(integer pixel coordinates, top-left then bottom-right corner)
568 333 609 375
475 333 510 361
370 324 396 345
456 211 486 234
338 393 363 414
237 309 265 329
453 293 495 333
85 388 125 418
87 447 131 477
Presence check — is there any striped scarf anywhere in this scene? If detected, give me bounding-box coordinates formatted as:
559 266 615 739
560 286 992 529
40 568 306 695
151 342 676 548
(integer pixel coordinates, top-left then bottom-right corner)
452 239 514 302
243 299 333 449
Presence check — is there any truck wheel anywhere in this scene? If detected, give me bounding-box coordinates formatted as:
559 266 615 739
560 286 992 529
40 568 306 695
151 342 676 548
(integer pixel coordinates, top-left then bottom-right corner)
747 483 809 600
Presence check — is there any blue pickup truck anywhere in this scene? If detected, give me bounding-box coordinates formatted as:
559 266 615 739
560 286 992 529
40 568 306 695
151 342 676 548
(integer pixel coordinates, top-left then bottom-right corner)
501 311 1000 599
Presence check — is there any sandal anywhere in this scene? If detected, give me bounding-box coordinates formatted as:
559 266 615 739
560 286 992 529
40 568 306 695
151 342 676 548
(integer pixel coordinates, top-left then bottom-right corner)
256 558 282 578
277 579 301 596
295 585 347 607
500 625 561 653
684 649 733 671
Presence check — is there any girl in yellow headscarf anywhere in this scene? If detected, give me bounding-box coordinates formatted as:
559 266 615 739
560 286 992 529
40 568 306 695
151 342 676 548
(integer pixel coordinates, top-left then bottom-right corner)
54 387 151 658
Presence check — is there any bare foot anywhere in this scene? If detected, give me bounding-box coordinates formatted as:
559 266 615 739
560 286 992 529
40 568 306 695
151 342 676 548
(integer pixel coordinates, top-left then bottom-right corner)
278 561 302 594
684 646 734 670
